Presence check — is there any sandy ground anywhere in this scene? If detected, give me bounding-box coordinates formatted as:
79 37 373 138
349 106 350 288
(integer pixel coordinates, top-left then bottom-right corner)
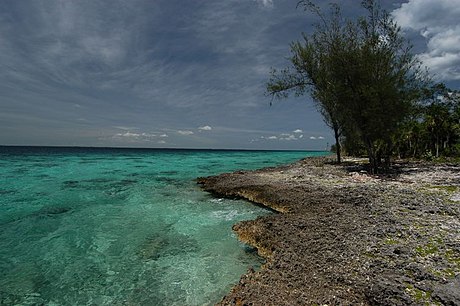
197 157 460 305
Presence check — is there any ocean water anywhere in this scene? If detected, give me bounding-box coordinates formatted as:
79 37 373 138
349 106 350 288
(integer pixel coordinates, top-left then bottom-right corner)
0 147 327 305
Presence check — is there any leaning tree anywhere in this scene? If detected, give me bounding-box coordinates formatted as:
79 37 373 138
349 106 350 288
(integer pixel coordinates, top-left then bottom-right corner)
267 2 345 163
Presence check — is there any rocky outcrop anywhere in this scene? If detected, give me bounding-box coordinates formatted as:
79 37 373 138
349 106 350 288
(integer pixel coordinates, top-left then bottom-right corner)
198 158 460 305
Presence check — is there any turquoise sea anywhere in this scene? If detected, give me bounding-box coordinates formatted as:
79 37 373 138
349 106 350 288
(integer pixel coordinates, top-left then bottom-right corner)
0 147 327 305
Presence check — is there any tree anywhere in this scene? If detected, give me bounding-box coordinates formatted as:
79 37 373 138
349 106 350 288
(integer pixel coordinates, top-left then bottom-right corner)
392 84 460 160
267 0 427 173
422 85 460 157
267 2 345 163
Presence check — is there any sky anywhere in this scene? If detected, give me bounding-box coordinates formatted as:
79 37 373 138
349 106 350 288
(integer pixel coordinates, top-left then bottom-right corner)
1 0 459 150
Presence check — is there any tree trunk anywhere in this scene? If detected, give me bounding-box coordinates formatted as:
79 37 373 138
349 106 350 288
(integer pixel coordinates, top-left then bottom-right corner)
333 126 341 164
436 135 439 158
444 135 449 152
366 140 377 174
384 141 393 171
384 154 391 172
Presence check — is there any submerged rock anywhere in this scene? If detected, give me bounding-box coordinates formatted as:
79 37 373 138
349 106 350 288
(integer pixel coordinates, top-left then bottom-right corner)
137 231 199 260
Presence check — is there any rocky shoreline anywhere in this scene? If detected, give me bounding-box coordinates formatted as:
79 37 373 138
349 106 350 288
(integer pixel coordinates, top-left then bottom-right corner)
197 157 460 305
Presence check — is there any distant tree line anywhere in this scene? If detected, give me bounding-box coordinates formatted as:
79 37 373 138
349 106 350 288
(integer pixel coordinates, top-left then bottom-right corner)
393 84 460 160
338 84 460 159
267 0 459 173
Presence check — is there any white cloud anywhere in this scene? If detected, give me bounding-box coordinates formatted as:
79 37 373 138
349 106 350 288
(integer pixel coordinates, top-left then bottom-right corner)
198 125 212 131
260 131 311 141
178 130 194 135
158 140 166 144
114 126 139 131
280 134 297 141
309 136 325 140
113 130 171 142
261 133 299 141
116 132 140 138
254 0 274 8
392 0 460 80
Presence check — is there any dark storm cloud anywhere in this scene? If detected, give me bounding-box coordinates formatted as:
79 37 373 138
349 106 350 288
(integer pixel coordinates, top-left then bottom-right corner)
0 0 458 149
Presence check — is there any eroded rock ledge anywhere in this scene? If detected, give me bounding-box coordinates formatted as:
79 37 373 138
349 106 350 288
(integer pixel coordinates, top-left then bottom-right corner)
197 157 460 305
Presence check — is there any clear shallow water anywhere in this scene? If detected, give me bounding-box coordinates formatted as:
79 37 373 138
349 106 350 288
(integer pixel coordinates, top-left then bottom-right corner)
0 147 328 305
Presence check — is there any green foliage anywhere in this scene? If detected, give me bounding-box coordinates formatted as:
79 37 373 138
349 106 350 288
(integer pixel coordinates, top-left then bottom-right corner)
405 285 435 305
342 135 367 157
267 1 347 163
430 185 458 193
384 237 399 245
394 85 460 159
267 0 428 172
415 243 439 257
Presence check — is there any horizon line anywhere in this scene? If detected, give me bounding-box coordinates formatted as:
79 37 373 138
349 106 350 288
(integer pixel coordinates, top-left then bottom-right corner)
0 144 330 153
